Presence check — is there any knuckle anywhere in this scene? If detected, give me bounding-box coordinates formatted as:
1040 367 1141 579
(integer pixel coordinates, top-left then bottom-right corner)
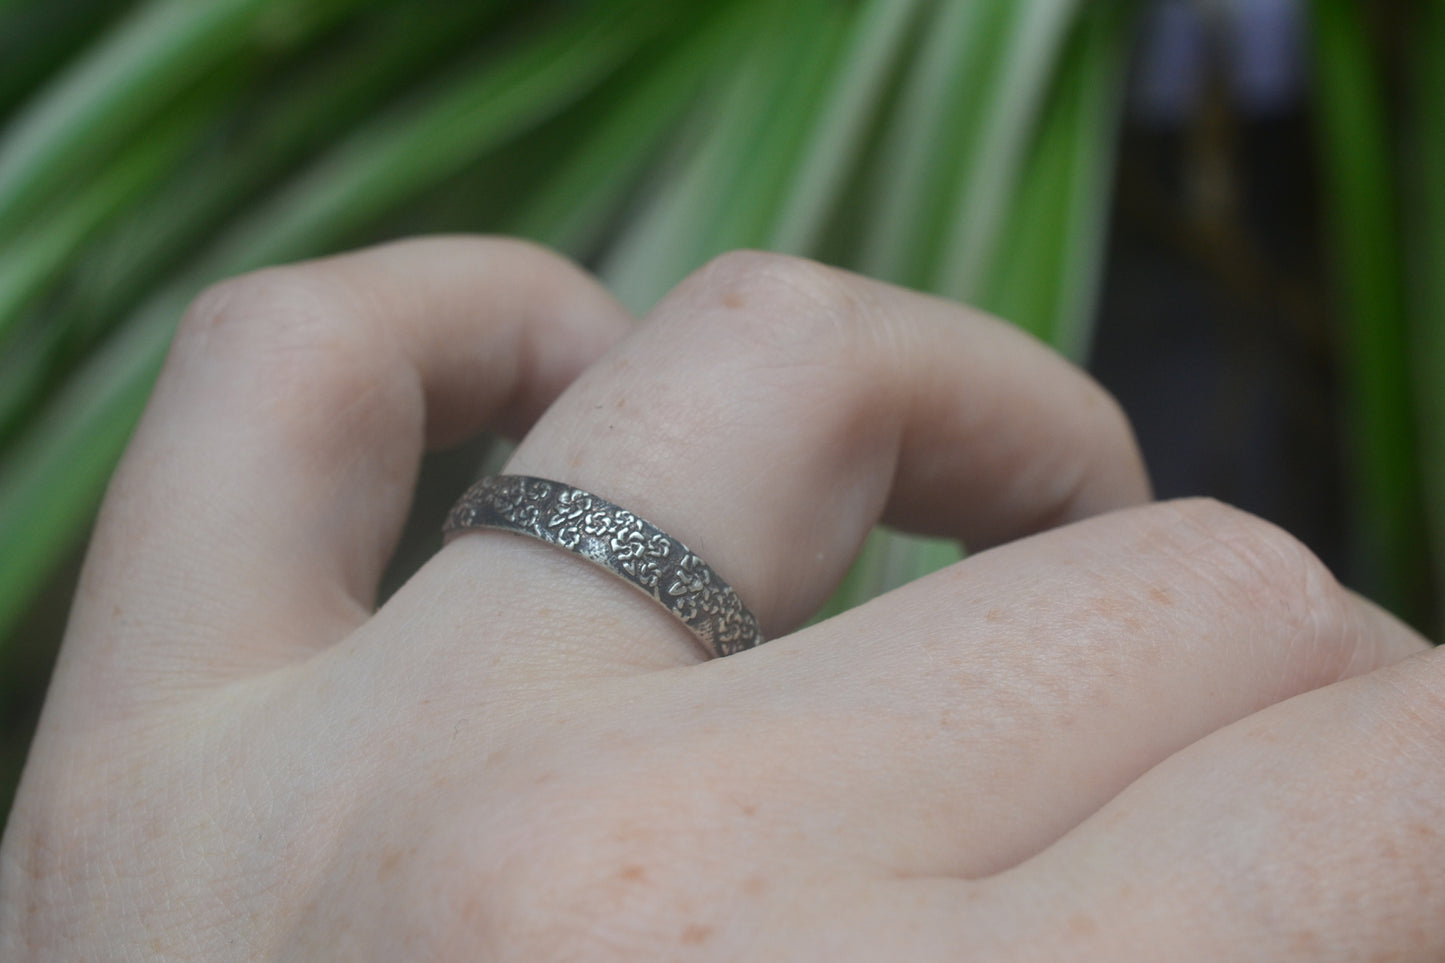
1085 385 1138 463
653 252 906 450
1165 498 1335 599
180 267 374 377
179 267 336 346
679 250 878 362
173 266 411 441
1373 653 1445 760
1154 498 1354 669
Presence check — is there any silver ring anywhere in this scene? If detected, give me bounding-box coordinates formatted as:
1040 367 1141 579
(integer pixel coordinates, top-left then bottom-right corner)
443 475 764 659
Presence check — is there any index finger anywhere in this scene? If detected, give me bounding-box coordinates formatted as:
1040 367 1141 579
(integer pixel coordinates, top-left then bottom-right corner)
66 237 631 691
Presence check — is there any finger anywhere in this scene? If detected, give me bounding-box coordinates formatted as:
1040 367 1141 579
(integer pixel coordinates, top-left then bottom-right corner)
727 498 1429 880
72 237 631 683
987 644 1445 961
419 251 1148 670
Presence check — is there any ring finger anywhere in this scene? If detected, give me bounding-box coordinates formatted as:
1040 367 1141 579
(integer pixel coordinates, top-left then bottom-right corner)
403 250 1150 672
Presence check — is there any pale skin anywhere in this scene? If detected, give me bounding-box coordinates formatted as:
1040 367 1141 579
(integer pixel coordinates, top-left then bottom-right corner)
1 238 1442 960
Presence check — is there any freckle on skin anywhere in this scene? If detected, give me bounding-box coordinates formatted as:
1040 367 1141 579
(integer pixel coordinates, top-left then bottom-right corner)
1089 595 1127 620
681 923 714 944
986 608 1005 623
722 292 745 309
377 848 403 881
1066 913 1098 937
1289 926 1322 955
618 865 646 883
743 875 767 897
1149 586 1175 607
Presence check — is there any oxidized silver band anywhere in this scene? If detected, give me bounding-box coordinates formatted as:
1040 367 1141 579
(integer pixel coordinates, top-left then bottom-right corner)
443 475 764 658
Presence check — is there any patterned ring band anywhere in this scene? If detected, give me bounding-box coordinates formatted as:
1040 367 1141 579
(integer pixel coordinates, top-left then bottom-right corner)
442 475 764 659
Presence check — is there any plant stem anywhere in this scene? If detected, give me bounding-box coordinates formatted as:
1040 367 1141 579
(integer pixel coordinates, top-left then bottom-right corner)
1308 0 1429 618
1406 0 1445 627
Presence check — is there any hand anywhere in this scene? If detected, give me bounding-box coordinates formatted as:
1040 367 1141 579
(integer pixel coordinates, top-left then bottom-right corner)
1 240 1440 960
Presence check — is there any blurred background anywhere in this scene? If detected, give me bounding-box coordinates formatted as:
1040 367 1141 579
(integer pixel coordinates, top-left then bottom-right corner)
1 0 1440 823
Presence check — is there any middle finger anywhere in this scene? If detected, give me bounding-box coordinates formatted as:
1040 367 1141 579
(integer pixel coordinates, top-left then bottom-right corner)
729 498 1429 878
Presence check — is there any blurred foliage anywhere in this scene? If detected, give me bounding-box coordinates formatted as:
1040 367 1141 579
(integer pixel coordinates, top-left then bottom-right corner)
0 0 1441 820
